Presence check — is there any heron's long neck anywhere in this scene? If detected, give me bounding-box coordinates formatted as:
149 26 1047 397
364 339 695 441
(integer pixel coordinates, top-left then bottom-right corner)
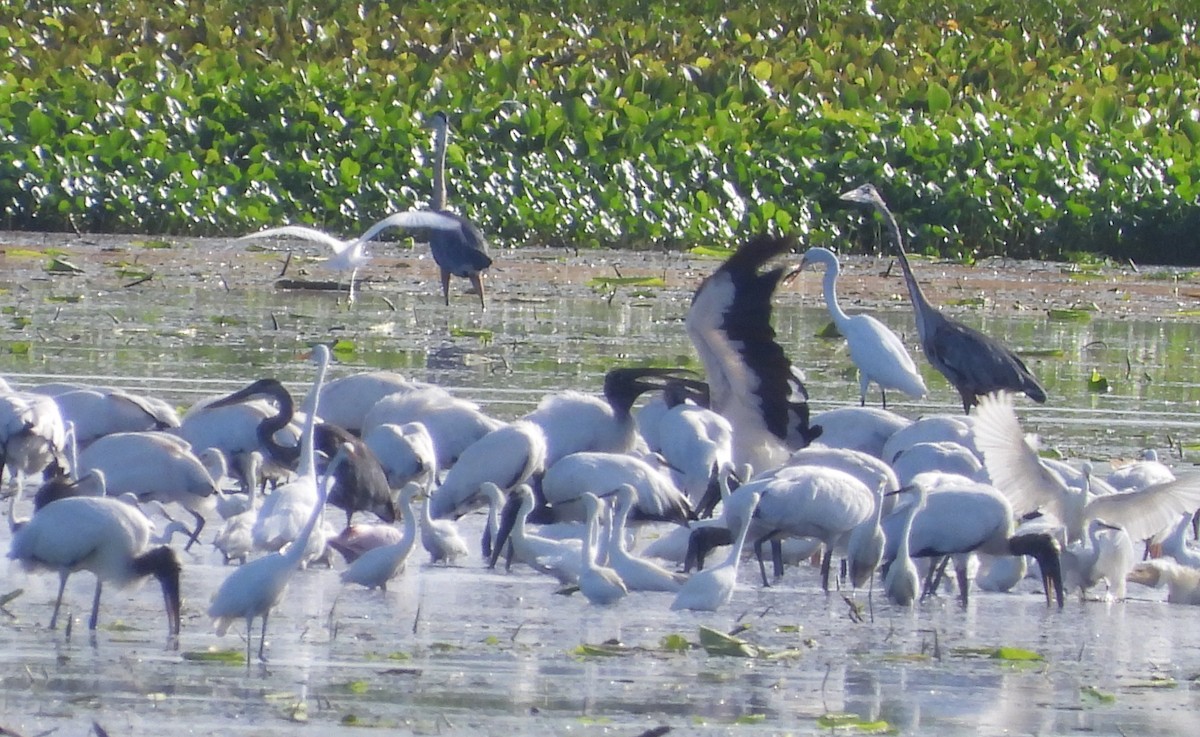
875 203 936 334
583 505 599 570
432 121 449 210
820 260 851 327
896 500 920 562
296 355 329 480
724 498 756 568
283 459 333 567
398 495 418 552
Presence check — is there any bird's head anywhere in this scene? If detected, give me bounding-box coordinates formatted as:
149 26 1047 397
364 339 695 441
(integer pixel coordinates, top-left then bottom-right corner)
839 183 882 206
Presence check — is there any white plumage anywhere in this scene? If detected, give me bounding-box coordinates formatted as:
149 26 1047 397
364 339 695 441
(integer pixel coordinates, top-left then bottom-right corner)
798 246 926 408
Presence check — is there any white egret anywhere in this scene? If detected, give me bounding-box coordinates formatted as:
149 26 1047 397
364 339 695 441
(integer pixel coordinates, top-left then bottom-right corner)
882 485 927 606
420 492 469 565
578 493 627 605
973 392 1200 544
606 485 686 592
341 484 421 591
240 224 371 302
671 488 762 612
1061 518 1135 601
208 429 347 664
363 422 438 491
796 246 926 408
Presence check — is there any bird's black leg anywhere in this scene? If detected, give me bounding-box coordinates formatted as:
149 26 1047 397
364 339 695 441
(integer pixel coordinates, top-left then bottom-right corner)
754 534 772 587
881 388 889 411
185 510 207 551
89 579 103 630
820 548 833 591
259 612 270 661
772 539 784 579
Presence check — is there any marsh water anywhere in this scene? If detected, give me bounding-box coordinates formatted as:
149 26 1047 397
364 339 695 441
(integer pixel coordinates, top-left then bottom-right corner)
2 232 1200 736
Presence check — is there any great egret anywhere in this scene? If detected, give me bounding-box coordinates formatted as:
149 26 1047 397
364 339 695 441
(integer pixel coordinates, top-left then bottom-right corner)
204 377 395 528
577 493 628 605
686 234 821 473
340 483 421 591
208 388 343 665
795 246 927 408
973 392 1200 544
240 225 372 302
840 184 1046 412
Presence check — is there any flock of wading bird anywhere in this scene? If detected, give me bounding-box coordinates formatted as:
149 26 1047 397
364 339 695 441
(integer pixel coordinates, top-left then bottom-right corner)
6 181 1200 667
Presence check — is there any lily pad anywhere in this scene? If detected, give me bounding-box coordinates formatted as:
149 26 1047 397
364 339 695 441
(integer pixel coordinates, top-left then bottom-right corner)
698 626 759 658
182 649 246 664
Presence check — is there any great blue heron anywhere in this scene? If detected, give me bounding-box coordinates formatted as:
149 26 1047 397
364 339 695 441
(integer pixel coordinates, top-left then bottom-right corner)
356 112 493 308
839 184 1046 413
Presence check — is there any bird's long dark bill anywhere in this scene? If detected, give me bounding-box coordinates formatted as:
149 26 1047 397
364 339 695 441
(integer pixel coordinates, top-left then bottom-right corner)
203 379 279 410
1009 532 1064 608
488 493 523 569
684 526 733 572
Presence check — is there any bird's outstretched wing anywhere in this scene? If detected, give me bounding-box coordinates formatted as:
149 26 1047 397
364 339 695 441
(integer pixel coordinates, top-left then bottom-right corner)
357 210 465 244
686 234 819 473
240 225 348 251
1084 474 1200 543
972 391 1069 521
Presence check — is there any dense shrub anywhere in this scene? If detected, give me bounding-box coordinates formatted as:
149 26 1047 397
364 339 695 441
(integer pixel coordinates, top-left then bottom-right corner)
0 0 1196 262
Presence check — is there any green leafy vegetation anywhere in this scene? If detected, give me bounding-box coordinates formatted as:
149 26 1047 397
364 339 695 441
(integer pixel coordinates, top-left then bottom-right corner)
1 1 1196 263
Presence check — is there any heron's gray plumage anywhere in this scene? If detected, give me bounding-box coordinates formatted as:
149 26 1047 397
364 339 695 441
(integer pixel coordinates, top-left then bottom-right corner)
840 184 1046 412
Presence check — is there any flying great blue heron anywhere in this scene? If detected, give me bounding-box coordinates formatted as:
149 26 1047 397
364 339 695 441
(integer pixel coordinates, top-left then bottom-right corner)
839 184 1046 413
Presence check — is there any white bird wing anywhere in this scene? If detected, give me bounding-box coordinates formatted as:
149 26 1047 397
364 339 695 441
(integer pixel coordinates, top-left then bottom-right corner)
971 392 1069 521
357 210 464 244
1084 474 1200 543
240 225 349 251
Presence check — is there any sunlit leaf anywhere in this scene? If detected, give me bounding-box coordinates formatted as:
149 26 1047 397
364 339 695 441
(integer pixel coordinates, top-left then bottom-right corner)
698 626 759 658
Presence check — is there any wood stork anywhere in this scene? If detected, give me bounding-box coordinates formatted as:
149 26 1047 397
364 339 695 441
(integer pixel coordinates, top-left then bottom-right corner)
880 478 1065 607
685 234 821 474
76 431 219 551
9 494 182 636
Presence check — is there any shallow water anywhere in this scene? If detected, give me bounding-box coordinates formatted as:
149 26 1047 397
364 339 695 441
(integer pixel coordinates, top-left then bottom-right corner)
2 233 1200 735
